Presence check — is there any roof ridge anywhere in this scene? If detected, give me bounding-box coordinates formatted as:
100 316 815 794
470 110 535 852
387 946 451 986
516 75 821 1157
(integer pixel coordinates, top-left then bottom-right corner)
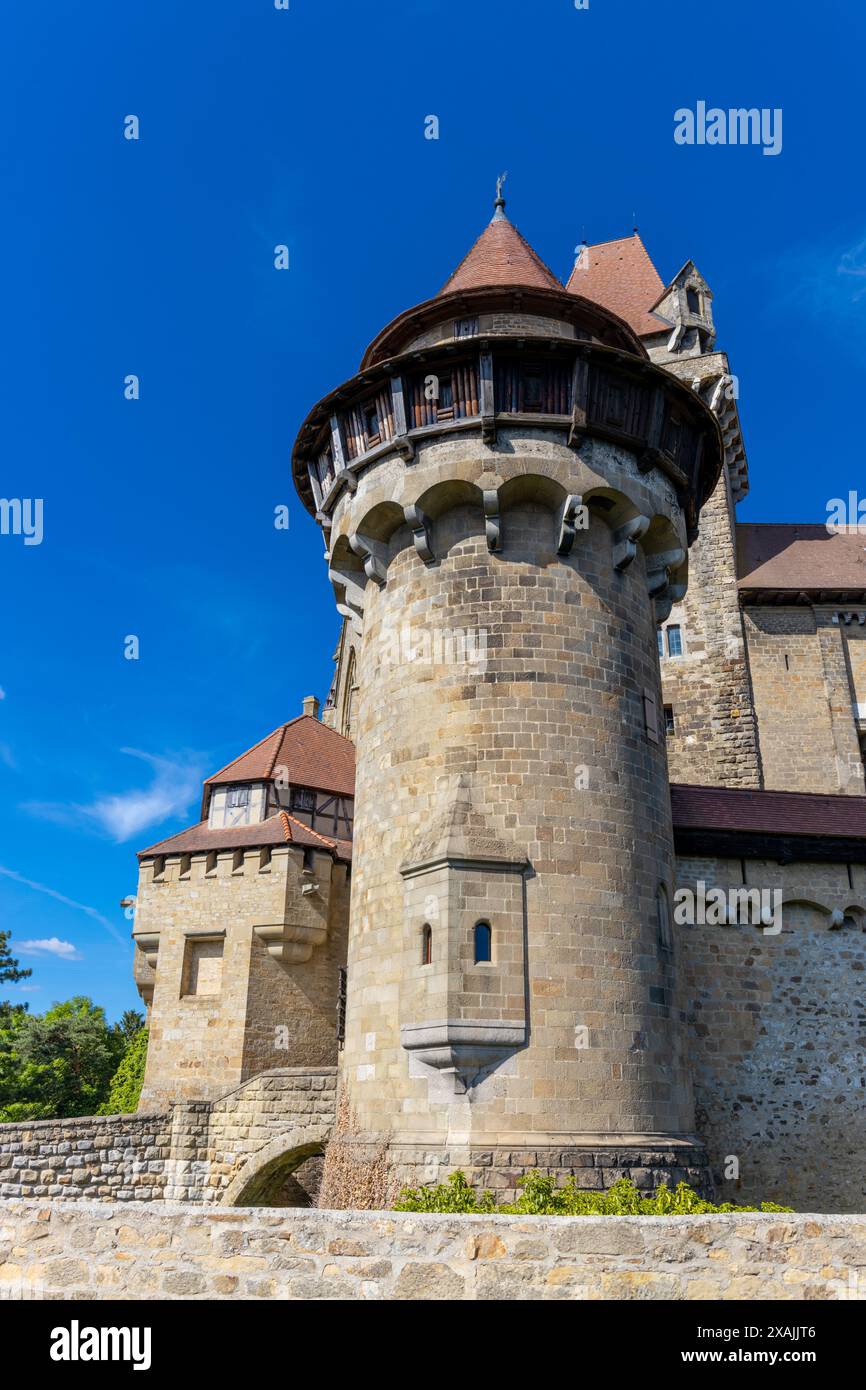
282 812 337 848
583 232 645 251
672 781 861 804
207 722 290 784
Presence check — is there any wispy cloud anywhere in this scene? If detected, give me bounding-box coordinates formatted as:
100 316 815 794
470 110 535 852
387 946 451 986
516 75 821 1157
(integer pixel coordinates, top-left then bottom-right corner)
17 937 82 960
773 231 866 333
838 239 866 303
23 748 203 844
0 743 15 769
0 865 127 947
0 686 6 699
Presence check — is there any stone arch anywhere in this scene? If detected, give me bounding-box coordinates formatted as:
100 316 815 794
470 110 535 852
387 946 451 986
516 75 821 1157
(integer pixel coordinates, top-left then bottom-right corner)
220 1124 331 1208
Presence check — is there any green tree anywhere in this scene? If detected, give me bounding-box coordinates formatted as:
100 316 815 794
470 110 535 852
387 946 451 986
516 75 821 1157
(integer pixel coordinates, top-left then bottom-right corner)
0 929 31 987
116 1009 145 1041
99 1028 148 1114
13 996 125 1118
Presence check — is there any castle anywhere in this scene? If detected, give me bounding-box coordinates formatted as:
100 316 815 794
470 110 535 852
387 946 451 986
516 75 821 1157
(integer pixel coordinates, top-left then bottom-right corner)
131 196 866 1212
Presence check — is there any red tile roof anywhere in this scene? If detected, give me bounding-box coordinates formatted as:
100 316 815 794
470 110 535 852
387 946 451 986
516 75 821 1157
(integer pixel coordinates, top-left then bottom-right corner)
737 523 866 593
671 783 866 840
566 234 667 338
204 715 355 797
438 214 562 296
138 811 352 861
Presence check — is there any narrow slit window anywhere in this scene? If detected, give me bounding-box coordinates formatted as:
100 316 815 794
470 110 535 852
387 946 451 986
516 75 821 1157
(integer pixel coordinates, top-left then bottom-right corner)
474 921 492 963
421 924 432 966
364 404 380 446
657 885 673 953
664 705 675 736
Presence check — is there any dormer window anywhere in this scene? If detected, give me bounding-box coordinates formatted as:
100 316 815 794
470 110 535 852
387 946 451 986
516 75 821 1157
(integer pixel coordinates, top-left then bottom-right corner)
208 782 267 828
686 287 701 315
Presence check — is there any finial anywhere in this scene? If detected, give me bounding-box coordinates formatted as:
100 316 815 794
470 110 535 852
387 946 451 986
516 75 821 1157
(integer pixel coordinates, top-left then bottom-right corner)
632 211 639 235
493 171 508 220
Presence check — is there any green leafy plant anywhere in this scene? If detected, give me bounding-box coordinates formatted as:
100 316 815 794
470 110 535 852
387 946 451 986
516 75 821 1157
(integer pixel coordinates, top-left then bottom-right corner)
98 1028 148 1115
394 1170 793 1215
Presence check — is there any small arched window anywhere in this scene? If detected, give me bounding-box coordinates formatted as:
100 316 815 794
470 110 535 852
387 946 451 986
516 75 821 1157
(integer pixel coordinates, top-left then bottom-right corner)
421 924 432 966
657 885 673 953
474 921 492 963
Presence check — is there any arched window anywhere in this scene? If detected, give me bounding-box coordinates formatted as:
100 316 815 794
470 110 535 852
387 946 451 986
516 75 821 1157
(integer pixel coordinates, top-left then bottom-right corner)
657 885 673 953
474 921 492 963
421 924 432 966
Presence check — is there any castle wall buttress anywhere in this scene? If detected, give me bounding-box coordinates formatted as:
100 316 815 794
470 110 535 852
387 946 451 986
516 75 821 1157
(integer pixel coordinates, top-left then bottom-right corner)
661 466 762 788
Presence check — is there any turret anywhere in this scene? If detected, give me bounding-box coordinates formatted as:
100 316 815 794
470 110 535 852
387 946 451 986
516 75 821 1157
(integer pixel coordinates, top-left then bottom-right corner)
292 194 724 1199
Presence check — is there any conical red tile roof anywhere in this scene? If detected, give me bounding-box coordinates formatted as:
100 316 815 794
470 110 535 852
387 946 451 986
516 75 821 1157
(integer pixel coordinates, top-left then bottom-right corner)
438 211 562 295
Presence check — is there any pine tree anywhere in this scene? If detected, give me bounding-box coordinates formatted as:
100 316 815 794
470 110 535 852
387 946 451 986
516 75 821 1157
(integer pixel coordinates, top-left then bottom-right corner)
0 930 31 987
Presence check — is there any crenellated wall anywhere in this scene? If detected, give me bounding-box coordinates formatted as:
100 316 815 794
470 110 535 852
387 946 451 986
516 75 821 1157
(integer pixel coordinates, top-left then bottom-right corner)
135 845 349 1108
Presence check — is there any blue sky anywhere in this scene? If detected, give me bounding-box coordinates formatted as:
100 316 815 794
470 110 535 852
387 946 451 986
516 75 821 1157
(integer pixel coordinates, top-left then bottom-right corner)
0 0 863 1020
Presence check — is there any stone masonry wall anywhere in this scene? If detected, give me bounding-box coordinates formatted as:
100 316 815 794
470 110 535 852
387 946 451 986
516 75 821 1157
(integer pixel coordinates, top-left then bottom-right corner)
675 855 866 1212
744 606 864 794
0 1068 336 1207
1 1200 864 1300
661 468 762 790
136 846 348 1108
0 1112 172 1203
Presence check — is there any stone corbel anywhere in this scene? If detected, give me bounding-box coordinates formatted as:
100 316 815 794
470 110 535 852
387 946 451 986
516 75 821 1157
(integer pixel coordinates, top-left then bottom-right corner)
483 489 502 552
348 533 387 588
253 921 327 964
654 596 674 625
132 931 160 971
401 1021 526 1096
646 547 686 596
557 494 587 556
404 504 435 564
612 515 650 571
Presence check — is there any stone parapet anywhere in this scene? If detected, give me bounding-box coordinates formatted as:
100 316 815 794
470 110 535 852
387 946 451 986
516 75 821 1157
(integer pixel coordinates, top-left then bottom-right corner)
1 1201 863 1300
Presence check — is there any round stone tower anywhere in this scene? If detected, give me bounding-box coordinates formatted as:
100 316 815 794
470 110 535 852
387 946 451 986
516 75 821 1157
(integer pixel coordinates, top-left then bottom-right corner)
292 195 723 1200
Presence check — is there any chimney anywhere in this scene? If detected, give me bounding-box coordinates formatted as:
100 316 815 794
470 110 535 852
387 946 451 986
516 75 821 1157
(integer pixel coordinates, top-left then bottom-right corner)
302 695 320 719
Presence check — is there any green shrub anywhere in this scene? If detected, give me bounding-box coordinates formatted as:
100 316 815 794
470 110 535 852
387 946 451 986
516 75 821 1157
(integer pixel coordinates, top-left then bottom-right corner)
393 1171 793 1215
98 1028 148 1115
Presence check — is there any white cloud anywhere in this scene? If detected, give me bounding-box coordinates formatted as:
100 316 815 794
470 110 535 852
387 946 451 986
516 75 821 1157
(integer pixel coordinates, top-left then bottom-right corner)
0 865 127 947
17 938 82 960
23 748 203 844
838 238 866 302
0 686 6 699
774 231 866 329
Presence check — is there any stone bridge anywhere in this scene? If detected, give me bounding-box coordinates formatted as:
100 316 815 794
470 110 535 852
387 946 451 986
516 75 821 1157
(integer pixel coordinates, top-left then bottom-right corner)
0 1067 336 1208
